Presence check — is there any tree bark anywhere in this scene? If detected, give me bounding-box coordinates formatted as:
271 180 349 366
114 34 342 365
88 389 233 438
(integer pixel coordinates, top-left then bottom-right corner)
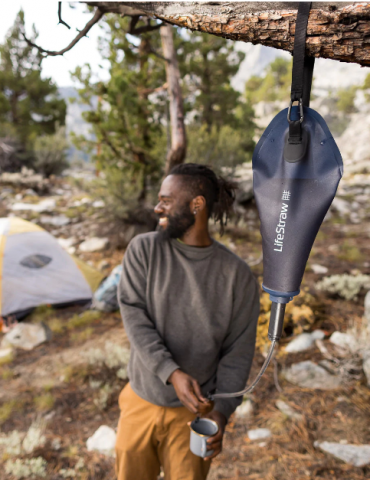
88 2 370 66
160 25 187 175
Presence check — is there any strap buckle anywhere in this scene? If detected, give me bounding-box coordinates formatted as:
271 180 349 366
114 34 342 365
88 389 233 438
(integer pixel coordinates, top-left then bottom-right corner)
287 98 304 124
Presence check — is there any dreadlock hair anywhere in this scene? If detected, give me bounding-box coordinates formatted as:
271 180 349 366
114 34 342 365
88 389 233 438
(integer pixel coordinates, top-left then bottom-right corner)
169 163 237 236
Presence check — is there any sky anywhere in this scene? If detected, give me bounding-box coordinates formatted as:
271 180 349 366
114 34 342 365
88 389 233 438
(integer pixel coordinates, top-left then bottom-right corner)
1 1 367 93
0 1 109 87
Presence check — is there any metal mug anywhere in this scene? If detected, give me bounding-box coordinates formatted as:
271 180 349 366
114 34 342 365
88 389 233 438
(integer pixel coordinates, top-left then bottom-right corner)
189 418 218 458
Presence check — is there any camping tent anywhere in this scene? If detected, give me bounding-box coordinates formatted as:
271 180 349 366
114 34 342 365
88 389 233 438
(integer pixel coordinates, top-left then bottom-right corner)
0 217 104 318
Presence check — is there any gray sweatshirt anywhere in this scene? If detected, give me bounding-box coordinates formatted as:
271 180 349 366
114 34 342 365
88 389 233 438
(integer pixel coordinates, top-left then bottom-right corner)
118 232 260 420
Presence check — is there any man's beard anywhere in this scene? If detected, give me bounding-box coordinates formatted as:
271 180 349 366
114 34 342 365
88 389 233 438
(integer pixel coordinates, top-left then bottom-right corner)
158 202 195 240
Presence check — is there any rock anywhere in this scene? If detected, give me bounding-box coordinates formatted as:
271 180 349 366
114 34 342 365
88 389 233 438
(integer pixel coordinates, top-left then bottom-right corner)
24 189 38 196
363 357 370 387
314 441 370 467
235 399 254 419
4 322 50 351
57 237 77 250
275 400 303 421
0 347 13 360
331 198 351 216
282 361 342 389
336 109 370 169
247 428 271 441
311 264 328 275
86 425 116 456
11 198 56 213
365 291 370 325
285 330 325 353
330 332 358 353
79 237 109 253
233 161 254 204
92 200 105 208
98 259 111 272
0 167 49 192
40 215 70 227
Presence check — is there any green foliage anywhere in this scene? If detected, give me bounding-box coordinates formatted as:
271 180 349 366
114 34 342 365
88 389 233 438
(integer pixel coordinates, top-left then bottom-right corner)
71 16 167 220
33 126 69 177
246 57 292 104
0 10 66 149
363 72 370 90
336 86 358 114
178 31 255 170
178 32 244 130
66 310 101 330
187 122 251 172
33 393 55 411
0 400 18 424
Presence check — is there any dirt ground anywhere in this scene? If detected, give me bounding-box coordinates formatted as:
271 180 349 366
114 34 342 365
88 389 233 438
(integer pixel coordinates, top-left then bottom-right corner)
1 189 370 479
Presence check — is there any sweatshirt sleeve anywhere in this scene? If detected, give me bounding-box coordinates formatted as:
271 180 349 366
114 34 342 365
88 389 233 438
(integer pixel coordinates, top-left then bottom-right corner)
118 236 180 385
213 266 260 421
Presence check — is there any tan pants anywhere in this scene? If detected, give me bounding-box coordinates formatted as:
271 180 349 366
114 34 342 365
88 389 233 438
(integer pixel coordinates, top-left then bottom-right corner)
115 383 211 480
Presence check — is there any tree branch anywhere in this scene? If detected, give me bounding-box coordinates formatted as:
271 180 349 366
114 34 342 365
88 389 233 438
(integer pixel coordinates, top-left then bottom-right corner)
87 2 370 66
58 2 71 30
22 8 104 57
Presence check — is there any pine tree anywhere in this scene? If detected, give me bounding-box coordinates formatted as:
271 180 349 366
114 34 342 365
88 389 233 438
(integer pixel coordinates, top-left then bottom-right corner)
178 31 256 171
71 16 167 220
0 10 66 149
178 32 245 131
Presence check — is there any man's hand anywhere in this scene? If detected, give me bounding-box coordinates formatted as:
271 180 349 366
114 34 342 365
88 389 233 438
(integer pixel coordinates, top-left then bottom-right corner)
203 410 227 461
168 369 212 414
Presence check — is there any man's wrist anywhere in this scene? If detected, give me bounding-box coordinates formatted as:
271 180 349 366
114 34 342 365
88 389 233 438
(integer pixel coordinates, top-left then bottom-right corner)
167 368 181 384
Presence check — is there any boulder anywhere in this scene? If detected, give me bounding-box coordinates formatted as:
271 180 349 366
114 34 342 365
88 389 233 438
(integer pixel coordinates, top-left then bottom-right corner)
57 237 77 250
315 441 370 467
331 198 351 216
363 356 370 387
11 198 56 213
92 200 105 208
3 322 51 351
282 361 342 389
235 399 254 419
330 332 358 353
79 237 109 253
275 400 303 421
247 428 271 441
285 330 325 353
311 264 328 275
86 425 116 456
40 215 70 227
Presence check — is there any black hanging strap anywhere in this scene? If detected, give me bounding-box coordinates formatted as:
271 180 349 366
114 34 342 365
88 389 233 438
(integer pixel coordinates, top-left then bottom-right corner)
288 2 313 145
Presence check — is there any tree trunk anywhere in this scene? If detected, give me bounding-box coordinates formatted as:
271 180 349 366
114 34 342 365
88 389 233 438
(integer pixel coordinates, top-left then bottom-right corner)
88 2 370 66
160 24 187 176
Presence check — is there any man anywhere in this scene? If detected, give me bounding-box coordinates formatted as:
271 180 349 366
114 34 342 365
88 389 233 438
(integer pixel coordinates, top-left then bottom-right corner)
116 163 260 480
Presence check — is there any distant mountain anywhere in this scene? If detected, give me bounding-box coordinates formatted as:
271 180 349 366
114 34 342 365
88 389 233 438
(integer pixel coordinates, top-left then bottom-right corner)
60 44 369 162
232 43 368 95
59 86 96 162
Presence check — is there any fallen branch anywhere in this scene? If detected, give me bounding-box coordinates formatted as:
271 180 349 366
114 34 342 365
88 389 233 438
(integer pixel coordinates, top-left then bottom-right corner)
22 8 104 57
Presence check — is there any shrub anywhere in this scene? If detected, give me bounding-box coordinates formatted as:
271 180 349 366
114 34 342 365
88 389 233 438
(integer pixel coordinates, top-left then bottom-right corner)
33 126 69 178
33 393 55 412
316 274 370 300
5 457 47 478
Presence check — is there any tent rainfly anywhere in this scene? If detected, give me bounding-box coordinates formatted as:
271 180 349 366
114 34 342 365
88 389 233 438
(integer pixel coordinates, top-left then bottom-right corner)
0 217 103 318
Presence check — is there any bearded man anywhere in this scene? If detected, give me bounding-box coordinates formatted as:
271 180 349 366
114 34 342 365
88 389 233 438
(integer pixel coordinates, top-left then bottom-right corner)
116 163 260 480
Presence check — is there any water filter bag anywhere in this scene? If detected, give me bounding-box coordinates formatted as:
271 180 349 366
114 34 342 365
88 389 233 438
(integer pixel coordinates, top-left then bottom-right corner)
252 106 343 298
